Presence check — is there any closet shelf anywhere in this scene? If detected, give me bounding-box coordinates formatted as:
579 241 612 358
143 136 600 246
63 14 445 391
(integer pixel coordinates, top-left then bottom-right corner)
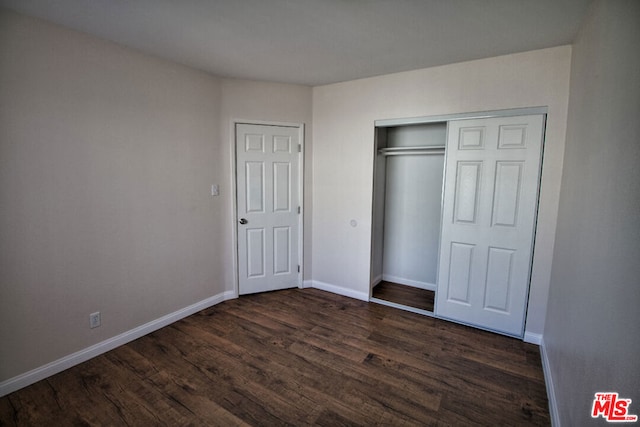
378 146 445 156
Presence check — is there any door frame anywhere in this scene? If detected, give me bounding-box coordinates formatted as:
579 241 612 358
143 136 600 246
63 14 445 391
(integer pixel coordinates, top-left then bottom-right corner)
231 119 305 298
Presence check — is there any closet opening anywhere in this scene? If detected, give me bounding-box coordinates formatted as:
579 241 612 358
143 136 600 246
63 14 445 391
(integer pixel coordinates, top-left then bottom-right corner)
370 108 546 336
370 121 447 315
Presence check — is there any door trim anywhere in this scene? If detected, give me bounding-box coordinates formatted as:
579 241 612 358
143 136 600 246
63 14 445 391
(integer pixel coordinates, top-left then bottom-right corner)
231 119 305 297
374 106 548 128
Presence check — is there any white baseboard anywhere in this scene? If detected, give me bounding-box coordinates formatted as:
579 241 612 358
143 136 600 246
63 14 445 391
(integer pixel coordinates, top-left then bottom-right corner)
382 274 437 291
540 337 560 427
524 331 543 345
302 279 314 288
0 290 236 398
308 280 369 302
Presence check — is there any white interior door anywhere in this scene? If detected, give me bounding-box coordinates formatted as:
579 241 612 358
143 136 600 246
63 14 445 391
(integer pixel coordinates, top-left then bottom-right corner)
236 123 301 295
436 114 544 337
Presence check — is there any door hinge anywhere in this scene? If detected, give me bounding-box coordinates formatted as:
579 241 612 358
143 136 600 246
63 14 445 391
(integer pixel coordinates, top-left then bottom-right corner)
297 265 300 273
298 144 302 153
297 206 301 214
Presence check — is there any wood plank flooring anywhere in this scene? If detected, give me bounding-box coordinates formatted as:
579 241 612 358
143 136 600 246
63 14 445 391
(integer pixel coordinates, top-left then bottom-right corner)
372 281 435 312
0 288 550 426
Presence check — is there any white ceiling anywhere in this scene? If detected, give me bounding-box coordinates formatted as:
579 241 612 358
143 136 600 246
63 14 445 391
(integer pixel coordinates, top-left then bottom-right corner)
0 0 593 86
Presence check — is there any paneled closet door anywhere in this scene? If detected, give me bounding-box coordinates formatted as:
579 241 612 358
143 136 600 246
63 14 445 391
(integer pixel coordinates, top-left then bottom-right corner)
435 115 544 337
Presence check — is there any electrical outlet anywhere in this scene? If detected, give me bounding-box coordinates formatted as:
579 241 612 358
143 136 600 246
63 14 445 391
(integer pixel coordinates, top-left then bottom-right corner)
89 311 101 329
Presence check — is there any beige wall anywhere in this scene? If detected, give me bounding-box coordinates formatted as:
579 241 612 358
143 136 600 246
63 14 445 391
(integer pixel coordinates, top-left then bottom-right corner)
544 1 640 424
0 9 312 385
311 46 572 338
0 8 222 382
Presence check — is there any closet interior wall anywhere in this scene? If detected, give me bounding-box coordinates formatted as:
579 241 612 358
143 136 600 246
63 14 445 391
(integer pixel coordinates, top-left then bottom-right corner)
371 122 446 297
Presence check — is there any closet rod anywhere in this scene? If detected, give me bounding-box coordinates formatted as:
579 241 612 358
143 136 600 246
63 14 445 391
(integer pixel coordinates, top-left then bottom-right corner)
378 146 445 156
381 151 444 156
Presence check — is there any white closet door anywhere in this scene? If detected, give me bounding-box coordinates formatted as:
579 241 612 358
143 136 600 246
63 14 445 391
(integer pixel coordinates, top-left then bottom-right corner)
436 115 544 337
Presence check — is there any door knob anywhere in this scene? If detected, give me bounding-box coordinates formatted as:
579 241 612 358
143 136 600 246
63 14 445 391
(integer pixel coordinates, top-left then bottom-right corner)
239 218 248 225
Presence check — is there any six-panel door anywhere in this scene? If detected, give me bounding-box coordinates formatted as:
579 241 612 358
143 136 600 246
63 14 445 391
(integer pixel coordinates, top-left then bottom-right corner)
436 115 544 337
236 123 301 295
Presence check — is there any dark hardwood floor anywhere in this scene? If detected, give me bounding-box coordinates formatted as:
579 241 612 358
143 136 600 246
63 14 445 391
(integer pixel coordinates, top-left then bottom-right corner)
0 288 550 426
372 280 435 312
